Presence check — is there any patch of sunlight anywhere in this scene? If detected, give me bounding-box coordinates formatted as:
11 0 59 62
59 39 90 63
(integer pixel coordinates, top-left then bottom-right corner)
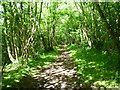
7 67 17 72
31 67 36 70
83 75 94 83
85 80 89 83
7 85 11 88
41 55 55 59
44 62 50 65
30 71 38 75
47 54 56 57
40 55 46 58
94 81 107 86
96 64 101 66
91 65 96 68
78 64 84 68
33 75 41 78
109 82 119 88
69 50 77 56
80 68 84 70
94 81 118 88
21 70 26 73
28 58 33 61
31 70 39 73
88 62 95 64
102 80 118 88
21 74 25 77
102 51 107 55
57 48 62 51
24 67 30 71
15 74 22 79
88 76 93 80
61 82 67 88
37 66 41 69
80 60 86 64
78 65 81 67
75 59 82 62
4 76 11 79
5 63 21 72
78 70 83 74
14 80 19 82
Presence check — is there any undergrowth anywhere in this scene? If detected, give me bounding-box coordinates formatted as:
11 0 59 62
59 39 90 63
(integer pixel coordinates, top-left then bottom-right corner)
2 49 59 88
68 43 119 88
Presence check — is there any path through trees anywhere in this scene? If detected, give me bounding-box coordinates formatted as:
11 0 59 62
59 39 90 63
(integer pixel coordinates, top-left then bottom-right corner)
27 45 83 88
1 2 120 88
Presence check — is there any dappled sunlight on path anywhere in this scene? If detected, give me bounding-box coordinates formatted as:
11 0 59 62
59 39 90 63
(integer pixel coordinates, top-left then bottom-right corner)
32 45 83 88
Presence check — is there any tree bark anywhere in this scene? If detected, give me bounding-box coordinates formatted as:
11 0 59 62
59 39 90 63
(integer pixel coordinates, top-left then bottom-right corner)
95 2 120 54
2 3 18 63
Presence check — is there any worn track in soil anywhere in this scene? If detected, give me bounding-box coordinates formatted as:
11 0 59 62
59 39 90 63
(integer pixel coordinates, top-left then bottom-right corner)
31 45 83 88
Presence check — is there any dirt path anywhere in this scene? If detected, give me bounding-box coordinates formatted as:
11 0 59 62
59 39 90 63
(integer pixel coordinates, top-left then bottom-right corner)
29 45 83 88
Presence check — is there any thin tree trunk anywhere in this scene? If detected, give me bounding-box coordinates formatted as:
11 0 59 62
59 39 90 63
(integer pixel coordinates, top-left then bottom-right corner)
39 2 43 26
95 2 120 54
95 3 120 80
2 3 18 63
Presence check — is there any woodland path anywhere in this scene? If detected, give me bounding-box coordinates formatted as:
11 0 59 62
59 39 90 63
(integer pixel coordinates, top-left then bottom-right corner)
34 45 83 88
20 45 83 88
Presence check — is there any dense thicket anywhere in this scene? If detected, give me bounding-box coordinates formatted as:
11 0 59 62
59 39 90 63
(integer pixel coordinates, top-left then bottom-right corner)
1 2 120 86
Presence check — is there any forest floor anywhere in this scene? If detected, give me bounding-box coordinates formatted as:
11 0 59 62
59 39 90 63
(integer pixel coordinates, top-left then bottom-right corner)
25 45 83 88
2 44 119 89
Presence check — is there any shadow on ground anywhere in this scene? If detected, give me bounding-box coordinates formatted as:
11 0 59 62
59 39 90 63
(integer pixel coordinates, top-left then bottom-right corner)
25 45 86 88
68 44 119 88
2 50 58 88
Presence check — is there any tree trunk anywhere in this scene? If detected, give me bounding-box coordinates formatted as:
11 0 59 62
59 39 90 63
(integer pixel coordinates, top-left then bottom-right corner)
2 3 18 63
95 2 120 54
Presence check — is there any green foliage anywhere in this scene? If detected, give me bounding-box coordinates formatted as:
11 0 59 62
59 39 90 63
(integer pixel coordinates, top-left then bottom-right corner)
2 50 59 88
1 2 120 88
68 44 119 88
